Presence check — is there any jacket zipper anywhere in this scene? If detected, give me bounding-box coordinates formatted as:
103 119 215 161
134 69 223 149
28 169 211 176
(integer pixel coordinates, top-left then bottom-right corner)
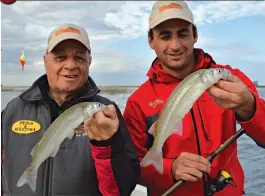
47 108 63 196
190 108 207 196
40 100 53 196
197 103 209 141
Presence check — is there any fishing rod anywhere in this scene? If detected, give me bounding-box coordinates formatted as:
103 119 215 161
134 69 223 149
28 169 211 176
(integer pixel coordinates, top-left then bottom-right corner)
162 127 246 196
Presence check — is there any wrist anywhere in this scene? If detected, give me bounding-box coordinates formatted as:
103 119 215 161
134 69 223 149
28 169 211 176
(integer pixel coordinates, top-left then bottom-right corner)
90 129 120 146
235 94 256 121
171 157 178 181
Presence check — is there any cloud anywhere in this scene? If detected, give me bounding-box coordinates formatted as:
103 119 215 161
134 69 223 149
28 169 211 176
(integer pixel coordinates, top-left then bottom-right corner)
1 1 125 49
193 33 265 84
229 60 265 84
190 1 265 25
1 42 46 74
104 1 154 39
90 70 148 86
103 1 265 38
195 37 265 84
1 1 265 86
90 47 150 73
195 35 259 61
1 1 128 79
2 1 264 48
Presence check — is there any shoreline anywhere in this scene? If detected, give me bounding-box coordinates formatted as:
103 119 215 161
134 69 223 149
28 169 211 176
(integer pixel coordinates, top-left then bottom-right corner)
1 86 139 94
1 85 265 92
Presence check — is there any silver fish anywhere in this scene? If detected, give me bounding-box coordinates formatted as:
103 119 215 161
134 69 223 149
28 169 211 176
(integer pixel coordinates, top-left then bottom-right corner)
16 102 105 192
140 68 231 174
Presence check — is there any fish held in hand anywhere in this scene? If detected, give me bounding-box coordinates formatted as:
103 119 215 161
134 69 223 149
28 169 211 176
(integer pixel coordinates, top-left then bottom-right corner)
16 102 105 192
140 68 231 174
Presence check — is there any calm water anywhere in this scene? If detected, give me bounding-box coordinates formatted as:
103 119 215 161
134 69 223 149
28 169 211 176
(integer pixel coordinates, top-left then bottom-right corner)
1 88 265 196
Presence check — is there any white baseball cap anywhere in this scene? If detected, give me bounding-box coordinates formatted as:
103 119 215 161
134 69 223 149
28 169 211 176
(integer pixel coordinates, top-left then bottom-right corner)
46 23 91 52
149 0 194 29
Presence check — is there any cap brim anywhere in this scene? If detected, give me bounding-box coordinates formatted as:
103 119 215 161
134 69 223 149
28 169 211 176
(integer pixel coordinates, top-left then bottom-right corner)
149 14 194 29
47 36 90 52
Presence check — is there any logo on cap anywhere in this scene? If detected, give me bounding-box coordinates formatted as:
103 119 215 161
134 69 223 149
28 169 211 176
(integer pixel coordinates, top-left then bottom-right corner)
159 3 182 13
55 27 81 36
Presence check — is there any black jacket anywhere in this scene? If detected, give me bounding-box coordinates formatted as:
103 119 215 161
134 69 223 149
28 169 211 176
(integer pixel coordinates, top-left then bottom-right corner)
1 74 140 196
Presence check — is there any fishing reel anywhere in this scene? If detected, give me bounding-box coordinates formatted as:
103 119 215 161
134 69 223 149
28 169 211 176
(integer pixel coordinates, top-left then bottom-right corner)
205 170 237 196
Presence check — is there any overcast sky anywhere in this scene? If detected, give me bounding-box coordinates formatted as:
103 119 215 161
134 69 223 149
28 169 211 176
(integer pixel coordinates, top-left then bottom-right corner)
1 1 265 86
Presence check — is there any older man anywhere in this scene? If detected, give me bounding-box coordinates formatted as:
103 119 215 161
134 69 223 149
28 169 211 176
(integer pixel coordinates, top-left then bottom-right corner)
2 23 140 196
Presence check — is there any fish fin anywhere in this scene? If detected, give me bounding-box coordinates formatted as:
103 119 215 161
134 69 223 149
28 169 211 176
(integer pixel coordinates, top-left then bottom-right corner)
148 121 157 136
30 143 39 157
140 147 163 174
30 146 36 157
67 131 75 140
17 168 38 192
51 146 60 157
172 121 183 136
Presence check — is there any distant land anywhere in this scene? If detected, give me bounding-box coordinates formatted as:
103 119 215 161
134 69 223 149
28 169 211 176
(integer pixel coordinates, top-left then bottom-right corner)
1 84 265 92
1 85 140 94
1 85 139 90
1 84 265 96
2 80 265 89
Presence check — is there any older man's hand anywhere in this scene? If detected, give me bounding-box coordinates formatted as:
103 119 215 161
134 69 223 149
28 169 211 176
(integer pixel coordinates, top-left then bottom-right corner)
84 104 119 141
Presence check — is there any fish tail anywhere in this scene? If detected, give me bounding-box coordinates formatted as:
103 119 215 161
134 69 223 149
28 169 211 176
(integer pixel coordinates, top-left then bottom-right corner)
17 167 38 192
140 147 163 174
172 121 183 136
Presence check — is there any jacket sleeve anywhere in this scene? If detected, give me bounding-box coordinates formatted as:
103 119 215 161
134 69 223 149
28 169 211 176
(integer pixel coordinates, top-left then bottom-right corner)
231 68 265 146
1 110 4 167
90 103 140 196
123 98 175 190
1 112 3 196
1 108 6 196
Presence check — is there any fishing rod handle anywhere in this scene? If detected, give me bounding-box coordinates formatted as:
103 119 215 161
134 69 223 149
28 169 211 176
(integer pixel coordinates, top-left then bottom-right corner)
161 180 184 196
161 128 246 196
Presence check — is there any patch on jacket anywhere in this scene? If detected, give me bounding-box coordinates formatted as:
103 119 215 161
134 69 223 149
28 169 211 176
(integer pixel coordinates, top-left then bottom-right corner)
149 99 164 108
12 120 41 134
